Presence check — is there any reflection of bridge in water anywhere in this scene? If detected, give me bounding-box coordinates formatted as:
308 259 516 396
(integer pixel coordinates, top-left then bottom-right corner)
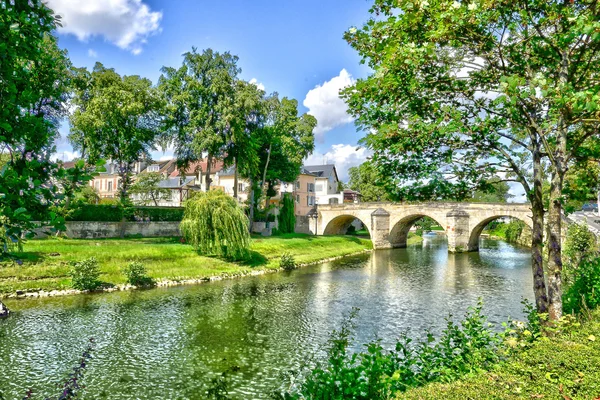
309 202 532 252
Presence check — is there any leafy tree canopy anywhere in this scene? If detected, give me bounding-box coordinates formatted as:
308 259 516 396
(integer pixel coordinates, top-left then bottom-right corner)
0 1 91 255
69 63 162 203
130 172 171 206
347 161 393 202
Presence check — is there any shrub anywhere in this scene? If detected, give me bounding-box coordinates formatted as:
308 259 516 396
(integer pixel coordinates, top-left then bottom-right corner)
132 207 185 222
563 256 600 314
505 219 525 242
280 252 296 271
346 225 357 234
564 222 597 268
122 261 154 286
70 257 102 290
180 190 250 261
278 302 503 399
67 204 123 222
279 194 296 234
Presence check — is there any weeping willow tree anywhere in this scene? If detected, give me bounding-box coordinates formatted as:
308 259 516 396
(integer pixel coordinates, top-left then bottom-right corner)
181 190 251 260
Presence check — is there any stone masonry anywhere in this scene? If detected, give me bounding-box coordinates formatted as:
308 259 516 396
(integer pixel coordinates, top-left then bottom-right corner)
315 202 533 253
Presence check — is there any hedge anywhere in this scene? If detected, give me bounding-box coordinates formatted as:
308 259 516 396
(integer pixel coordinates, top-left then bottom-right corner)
66 205 184 222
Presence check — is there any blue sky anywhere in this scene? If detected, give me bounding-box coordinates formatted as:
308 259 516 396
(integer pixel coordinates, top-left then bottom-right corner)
49 0 374 180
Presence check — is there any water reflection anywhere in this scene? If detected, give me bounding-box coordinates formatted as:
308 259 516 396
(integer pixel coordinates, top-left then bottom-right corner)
0 236 532 399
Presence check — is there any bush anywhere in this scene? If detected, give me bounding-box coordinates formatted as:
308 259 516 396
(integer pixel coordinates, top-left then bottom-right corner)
563 256 600 314
505 220 525 242
279 194 296 234
122 261 154 286
180 190 251 261
70 257 102 290
67 204 123 222
132 207 184 222
66 204 185 222
346 225 357 234
280 252 296 271
564 222 597 268
278 302 503 399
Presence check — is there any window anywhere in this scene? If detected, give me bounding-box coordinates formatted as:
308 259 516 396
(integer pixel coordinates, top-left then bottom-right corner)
148 164 160 172
107 181 113 192
329 198 339 204
296 195 300 203
308 196 315 206
238 183 244 192
315 184 323 192
307 183 315 192
295 181 300 189
95 180 100 190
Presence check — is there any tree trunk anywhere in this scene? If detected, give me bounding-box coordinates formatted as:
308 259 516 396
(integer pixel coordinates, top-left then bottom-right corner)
118 164 132 239
547 169 564 321
261 143 272 209
248 178 255 232
233 157 238 199
205 154 213 192
531 150 549 314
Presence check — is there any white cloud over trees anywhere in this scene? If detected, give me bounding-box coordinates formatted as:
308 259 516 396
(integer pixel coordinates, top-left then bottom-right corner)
303 69 355 141
46 0 162 55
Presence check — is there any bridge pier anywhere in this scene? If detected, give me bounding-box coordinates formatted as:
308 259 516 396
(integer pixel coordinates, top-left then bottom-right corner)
370 208 393 249
446 209 473 253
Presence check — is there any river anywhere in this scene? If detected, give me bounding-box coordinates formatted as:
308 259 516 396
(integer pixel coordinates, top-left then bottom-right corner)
0 235 533 399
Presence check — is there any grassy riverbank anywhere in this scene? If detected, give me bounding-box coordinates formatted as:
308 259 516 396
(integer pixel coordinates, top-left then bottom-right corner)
0 234 377 295
397 310 600 400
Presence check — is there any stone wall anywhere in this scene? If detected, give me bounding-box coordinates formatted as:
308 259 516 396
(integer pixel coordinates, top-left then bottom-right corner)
34 221 180 239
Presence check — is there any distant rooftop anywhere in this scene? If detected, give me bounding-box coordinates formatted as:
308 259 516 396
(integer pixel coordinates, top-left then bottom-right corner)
302 164 338 181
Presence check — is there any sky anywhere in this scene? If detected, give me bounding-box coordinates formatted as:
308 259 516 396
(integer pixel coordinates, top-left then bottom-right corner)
48 0 375 181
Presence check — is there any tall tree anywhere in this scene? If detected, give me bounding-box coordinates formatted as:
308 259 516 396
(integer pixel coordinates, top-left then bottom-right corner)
347 161 392 202
249 96 317 210
159 48 240 190
69 63 162 204
342 0 600 319
471 178 513 203
1 0 90 255
130 172 171 206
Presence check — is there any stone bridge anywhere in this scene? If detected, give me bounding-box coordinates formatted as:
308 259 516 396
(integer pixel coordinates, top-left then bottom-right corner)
312 202 532 252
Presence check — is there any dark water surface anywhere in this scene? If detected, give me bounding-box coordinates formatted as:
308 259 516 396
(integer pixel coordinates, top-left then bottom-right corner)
0 236 533 399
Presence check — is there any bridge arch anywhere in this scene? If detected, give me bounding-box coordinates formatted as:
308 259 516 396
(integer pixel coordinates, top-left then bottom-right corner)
468 215 533 251
389 213 446 248
322 214 370 236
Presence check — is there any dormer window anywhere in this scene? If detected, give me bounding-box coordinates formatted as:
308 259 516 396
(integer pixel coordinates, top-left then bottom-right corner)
148 164 160 172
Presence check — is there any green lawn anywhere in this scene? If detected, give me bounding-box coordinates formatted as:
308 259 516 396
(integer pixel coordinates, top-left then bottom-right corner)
0 234 372 295
397 311 600 400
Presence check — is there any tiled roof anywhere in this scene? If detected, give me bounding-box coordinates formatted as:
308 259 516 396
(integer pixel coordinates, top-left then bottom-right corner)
169 159 224 177
303 164 338 181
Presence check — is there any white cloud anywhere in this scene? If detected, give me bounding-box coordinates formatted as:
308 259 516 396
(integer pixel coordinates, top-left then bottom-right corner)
87 49 98 58
53 150 80 162
305 144 370 181
46 0 162 55
249 78 265 91
303 69 355 141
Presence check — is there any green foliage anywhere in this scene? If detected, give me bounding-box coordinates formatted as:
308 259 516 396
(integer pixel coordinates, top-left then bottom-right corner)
0 1 94 257
280 302 503 399
69 63 162 202
130 172 171 206
67 204 124 222
347 161 392 202
563 222 598 269
563 256 600 315
279 194 296 234
122 261 154 286
471 178 513 203
414 217 437 236
132 207 185 222
180 190 251 261
505 220 526 243
279 252 296 271
74 185 100 205
70 257 102 290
